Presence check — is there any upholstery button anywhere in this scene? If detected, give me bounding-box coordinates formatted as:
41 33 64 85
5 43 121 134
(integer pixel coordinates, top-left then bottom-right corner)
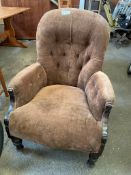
76 54 79 58
63 53 66 56
50 51 53 56
79 65 82 70
57 63 60 68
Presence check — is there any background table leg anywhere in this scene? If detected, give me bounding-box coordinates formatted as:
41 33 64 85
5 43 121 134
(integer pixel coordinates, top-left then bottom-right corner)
0 17 27 48
0 69 9 97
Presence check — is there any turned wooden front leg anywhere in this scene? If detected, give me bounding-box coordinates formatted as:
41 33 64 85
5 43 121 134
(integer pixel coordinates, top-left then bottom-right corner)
0 69 9 97
0 17 27 48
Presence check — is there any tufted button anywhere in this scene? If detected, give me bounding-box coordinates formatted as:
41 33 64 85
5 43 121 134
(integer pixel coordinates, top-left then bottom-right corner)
50 51 53 56
76 54 79 58
57 62 60 68
56 38 58 43
79 65 82 70
63 52 66 56
85 40 90 46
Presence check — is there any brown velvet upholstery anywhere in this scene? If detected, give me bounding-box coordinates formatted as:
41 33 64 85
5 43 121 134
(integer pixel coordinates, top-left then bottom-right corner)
9 63 47 108
8 9 115 153
10 85 102 152
85 71 115 121
36 9 110 87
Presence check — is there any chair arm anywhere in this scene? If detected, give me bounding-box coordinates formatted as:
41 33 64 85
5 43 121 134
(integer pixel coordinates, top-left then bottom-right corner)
85 71 115 121
9 63 47 108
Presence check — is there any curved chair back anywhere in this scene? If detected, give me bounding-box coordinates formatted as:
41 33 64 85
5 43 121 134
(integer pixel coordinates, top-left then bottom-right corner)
36 9 109 86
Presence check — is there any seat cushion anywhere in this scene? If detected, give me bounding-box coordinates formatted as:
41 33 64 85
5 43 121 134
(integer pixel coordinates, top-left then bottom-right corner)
9 85 102 153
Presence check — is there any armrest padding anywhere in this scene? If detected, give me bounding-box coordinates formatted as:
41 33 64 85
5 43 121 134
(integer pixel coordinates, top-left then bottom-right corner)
85 71 115 121
77 59 103 90
9 63 47 107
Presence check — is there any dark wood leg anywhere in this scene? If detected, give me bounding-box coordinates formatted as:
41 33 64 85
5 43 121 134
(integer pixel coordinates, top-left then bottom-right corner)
4 88 24 150
11 137 24 150
0 17 27 48
87 103 112 167
87 139 107 167
4 117 24 150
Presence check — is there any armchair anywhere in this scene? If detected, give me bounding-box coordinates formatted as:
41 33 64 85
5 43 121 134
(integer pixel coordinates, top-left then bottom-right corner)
4 9 115 167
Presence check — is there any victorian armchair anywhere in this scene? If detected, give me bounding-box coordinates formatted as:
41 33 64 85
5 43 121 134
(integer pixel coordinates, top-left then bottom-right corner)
4 9 115 166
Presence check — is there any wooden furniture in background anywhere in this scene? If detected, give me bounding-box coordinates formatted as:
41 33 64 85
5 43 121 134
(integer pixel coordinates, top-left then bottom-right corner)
58 0 72 8
0 68 8 97
72 0 79 8
1 0 53 39
0 7 29 47
2 0 80 39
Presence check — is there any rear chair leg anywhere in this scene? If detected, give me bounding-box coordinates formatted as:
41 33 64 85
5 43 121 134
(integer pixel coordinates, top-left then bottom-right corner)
4 118 24 150
11 137 24 150
4 88 24 150
87 139 107 167
87 103 112 167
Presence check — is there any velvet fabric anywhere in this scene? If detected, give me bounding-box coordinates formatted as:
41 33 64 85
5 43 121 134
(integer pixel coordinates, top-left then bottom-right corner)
8 9 115 153
10 85 102 152
85 71 115 121
36 9 110 88
9 63 47 108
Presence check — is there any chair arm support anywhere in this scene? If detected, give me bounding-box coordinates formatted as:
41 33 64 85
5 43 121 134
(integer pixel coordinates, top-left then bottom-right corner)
102 102 112 141
4 88 15 138
8 63 47 108
85 71 115 121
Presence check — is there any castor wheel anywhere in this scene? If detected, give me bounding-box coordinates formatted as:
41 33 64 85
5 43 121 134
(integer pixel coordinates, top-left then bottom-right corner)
16 144 24 150
0 121 4 156
86 159 95 168
12 137 24 150
86 153 100 168
127 63 131 75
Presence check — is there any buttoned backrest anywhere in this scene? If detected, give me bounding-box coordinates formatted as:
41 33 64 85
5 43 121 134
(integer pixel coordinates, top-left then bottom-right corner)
36 9 109 87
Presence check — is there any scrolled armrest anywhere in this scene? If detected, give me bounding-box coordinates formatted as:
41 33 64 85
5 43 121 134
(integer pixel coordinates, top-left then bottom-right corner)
85 71 115 121
9 63 47 107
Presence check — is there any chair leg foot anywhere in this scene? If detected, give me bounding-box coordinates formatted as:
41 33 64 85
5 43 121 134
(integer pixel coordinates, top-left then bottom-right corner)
11 137 24 150
87 153 99 168
87 138 107 167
